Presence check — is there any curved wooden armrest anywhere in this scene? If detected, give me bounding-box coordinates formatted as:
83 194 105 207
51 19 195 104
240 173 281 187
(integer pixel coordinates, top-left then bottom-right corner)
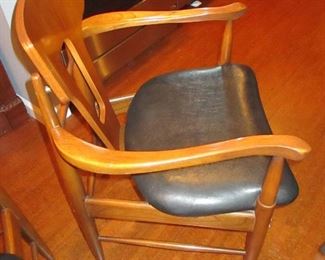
52 127 310 175
82 3 246 37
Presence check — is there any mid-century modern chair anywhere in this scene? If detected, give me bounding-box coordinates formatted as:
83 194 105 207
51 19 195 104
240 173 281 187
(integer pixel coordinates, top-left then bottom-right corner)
0 187 53 260
15 0 310 259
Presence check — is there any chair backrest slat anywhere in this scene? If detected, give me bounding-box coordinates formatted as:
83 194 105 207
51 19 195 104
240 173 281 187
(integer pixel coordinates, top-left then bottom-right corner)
15 0 120 149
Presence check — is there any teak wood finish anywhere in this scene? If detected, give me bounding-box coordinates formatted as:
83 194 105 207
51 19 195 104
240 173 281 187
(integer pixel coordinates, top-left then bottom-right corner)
14 0 311 259
0 186 54 259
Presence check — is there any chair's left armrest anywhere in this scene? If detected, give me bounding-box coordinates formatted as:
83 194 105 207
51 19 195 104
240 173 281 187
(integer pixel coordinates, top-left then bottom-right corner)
51 127 311 175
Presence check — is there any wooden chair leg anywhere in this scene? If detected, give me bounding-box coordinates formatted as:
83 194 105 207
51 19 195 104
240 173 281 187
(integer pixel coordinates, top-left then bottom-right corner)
54 149 104 260
31 241 38 260
87 174 96 196
1 208 23 257
0 187 54 260
86 133 103 197
244 157 284 259
244 199 275 260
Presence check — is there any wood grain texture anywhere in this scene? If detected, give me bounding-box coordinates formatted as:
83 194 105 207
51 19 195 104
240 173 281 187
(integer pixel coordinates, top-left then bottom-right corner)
51 127 309 175
3 0 324 259
98 236 246 255
31 69 300 258
1 209 24 257
24 1 286 258
0 61 29 135
82 3 246 37
219 20 233 64
86 198 255 232
244 157 285 260
25 1 309 255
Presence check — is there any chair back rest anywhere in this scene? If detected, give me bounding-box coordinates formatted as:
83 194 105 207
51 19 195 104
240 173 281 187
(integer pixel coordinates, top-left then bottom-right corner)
15 0 120 149
15 0 247 150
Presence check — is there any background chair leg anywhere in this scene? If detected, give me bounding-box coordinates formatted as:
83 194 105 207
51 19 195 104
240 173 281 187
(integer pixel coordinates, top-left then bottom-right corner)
1 208 23 257
0 187 54 259
31 242 38 260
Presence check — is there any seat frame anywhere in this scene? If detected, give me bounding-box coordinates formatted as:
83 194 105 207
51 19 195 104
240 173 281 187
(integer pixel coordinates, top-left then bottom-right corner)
15 1 310 259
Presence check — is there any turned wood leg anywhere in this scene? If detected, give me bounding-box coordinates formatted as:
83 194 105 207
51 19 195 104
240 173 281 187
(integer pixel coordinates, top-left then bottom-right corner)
244 157 284 260
244 199 275 260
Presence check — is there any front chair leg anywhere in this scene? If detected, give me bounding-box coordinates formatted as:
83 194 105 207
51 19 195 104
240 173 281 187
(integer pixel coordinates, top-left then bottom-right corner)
244 156 285 259
244 198 275 260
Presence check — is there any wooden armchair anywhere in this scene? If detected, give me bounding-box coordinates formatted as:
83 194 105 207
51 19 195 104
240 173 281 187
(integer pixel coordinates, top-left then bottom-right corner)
0 187 53 260
15 0 310 259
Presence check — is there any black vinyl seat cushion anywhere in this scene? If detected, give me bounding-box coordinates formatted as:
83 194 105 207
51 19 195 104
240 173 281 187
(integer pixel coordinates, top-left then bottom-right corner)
125 64 299 217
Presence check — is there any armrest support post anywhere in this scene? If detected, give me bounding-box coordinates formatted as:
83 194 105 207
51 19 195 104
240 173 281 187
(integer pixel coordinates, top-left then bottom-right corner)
259 157 285 206
220 20 233 64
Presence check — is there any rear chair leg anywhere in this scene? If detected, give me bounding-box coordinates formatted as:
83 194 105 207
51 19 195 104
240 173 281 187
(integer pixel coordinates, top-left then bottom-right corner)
54 149 104 260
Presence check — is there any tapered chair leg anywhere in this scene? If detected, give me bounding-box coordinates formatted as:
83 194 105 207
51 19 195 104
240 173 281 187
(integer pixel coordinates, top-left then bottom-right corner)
1 208 24 258
244 199 275 260
244 157 285 260
54 150 104 260
32 69 104 259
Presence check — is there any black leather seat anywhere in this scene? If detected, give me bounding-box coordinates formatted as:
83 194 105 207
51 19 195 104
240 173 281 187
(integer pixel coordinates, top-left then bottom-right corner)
125 64 299 216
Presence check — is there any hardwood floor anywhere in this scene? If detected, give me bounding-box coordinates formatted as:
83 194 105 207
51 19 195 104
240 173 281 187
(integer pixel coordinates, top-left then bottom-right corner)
1 0 324 259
